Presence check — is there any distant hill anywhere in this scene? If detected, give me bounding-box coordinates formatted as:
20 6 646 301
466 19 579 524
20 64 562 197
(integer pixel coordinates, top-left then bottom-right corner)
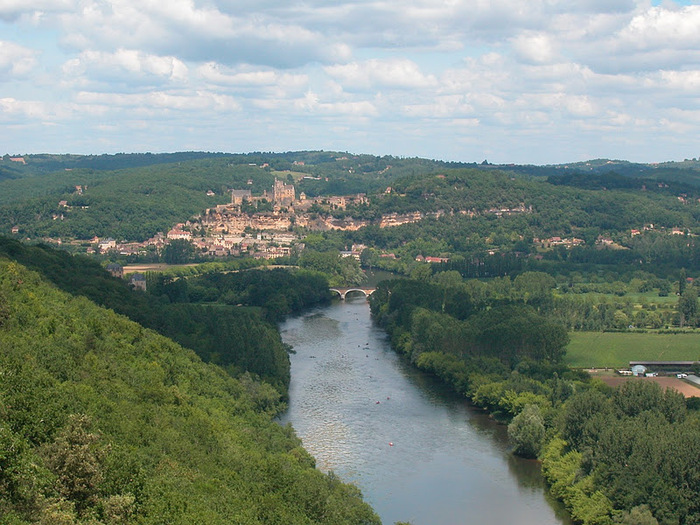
2 151 700 275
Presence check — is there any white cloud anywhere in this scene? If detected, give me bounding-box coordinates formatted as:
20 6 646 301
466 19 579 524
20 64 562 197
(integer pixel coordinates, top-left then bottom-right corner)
63 49 188 84
325 59 437 91
197 62 308 91
74 90 240 113
1 0 700 163
401 95 475 118
0 40 38 78
511 33 558 64
619 5 700 50
0 97 47 120
53 0 352 68
0 0 72 21
292 91 377 117
658 69 700 92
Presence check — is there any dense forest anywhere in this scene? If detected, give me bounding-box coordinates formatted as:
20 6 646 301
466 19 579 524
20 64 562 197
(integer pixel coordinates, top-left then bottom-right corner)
0 259 380 524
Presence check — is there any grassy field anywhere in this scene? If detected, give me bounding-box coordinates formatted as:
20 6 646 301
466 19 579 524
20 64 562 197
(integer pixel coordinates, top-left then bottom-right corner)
122 263 200 275
565 332 700 368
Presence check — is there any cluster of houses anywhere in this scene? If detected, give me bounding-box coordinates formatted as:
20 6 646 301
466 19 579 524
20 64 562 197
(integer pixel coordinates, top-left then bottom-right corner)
629 224 690 237
189 231 297 259
415 255 450 263
83 180 541 264
535 236 585 249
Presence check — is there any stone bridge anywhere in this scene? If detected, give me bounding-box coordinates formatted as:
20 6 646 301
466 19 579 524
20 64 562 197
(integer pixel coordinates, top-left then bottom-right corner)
329 287 376 300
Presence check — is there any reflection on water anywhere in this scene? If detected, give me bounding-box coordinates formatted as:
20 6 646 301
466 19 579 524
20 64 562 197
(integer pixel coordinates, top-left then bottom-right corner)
279 298 572 525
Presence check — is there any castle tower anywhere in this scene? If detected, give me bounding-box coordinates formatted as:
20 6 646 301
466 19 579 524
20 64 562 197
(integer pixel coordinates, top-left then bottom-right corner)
272 179 295 207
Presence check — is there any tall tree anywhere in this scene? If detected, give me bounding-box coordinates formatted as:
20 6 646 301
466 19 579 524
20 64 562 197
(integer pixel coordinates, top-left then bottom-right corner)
679 286 698 328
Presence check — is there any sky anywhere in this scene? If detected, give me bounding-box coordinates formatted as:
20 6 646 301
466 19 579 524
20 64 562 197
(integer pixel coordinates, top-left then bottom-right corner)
1 0 699 164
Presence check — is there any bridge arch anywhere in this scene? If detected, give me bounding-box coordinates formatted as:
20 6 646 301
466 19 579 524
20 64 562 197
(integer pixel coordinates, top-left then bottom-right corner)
329 287 376 300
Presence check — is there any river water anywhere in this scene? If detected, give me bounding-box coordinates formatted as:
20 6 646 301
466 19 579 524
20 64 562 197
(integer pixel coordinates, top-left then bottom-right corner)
278 297 572 525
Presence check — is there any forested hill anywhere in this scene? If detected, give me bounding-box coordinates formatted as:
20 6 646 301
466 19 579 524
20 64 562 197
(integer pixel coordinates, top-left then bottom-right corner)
2 151 700 244
0 152 229 181
0 237 332 393
0 259 380 524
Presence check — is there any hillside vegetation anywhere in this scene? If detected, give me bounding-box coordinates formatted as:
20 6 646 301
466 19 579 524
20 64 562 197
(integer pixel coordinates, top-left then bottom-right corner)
0 237 332 393
0 152 459 241
0 259 380 524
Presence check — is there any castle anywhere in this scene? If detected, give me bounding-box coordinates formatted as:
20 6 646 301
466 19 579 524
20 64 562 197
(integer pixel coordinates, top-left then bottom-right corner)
272 179 295 207
231 189 252 206
230 180 295 208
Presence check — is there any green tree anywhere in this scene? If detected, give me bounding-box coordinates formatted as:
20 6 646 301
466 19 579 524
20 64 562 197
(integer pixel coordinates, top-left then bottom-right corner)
162 239 195 264
514 271 556 305
678 286 698 328
410 264 433 282
613 504 658 525
508 404 546 458
679 268 687 296
40 414 108 515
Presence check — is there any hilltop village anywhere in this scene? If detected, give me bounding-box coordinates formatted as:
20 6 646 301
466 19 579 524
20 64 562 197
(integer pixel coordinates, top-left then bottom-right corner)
90 178 534 261
80 174 697 263
190 178 371 259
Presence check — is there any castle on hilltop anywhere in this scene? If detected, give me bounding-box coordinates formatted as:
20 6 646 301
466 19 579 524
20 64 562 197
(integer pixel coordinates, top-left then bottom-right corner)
272 179 295 207
230 179 295 208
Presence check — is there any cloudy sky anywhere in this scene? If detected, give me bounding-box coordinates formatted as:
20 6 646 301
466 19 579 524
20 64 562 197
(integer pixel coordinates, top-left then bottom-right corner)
1 0 699 164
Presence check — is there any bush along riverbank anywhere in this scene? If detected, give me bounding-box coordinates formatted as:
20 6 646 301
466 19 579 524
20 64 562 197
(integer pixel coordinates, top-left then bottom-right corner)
369 277 700 525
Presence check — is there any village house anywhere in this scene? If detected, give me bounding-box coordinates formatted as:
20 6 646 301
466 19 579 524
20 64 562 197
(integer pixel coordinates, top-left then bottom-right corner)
98 238 117 253
541 236 585 249
106 263 123 278
340 249 361 261
426 256 449 263
130 273 147 291
167 226 192 240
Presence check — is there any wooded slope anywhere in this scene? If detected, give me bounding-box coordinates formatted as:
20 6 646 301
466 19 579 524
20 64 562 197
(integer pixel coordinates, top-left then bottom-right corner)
0 260 379 524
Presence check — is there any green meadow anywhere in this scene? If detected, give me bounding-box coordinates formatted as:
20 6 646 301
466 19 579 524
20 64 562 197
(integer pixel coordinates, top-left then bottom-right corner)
565 331 700 368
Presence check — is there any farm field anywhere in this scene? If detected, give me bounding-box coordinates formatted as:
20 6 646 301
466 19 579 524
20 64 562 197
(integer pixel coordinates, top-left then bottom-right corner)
595 375 700 398
121 263 199 275
565 331 700 368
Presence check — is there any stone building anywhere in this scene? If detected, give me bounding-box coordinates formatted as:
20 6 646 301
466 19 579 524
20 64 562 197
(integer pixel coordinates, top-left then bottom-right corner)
231 189 252 206
272 179 295 207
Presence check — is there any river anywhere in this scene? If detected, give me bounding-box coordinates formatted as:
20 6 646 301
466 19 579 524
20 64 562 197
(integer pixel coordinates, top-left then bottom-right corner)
278 297 572 525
